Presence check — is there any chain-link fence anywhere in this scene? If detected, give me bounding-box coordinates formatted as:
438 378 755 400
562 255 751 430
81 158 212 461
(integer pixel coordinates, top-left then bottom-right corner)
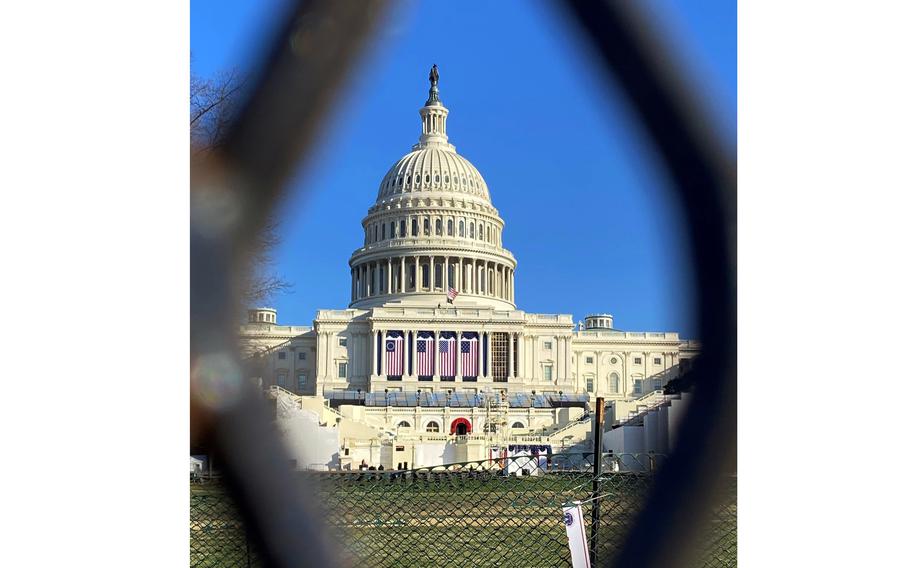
190 452 736 567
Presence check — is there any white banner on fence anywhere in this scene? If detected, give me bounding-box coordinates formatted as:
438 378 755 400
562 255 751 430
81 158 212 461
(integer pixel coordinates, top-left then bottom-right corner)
562 501 591 568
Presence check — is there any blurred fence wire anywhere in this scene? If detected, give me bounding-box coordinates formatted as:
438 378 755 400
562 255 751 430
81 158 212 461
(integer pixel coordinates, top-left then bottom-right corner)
190 453 736 567
190 0 736 566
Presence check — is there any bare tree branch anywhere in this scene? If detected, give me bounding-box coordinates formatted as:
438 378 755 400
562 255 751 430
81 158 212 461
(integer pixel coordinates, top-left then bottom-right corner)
191 67 293 307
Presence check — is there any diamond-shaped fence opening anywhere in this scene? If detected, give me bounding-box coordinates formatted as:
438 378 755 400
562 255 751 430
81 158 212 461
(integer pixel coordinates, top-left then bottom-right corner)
190 453 736 567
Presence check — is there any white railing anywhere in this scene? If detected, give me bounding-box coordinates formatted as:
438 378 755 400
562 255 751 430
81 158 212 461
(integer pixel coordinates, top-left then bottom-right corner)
616 389 669 426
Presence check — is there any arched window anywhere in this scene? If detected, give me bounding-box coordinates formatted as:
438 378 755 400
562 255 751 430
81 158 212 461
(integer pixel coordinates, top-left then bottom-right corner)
479 267 485 293
511 422 525 429
434 174 440 183
381 224 386 240
459 220 465 237
389 222 396 238
447 219 453 236
477 222 483 240
435 219 442 235
422 264 430 288
400 219 406 236
398 421 411 428
434 263 442 289
423 218 430 236
425 174 430 184
412 218 418 237
469 222 475 239
406 174 411 184
426 421 440 433
610 373 620 393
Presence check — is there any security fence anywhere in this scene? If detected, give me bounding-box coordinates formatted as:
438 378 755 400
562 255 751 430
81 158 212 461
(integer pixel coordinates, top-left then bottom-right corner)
190 452 736 567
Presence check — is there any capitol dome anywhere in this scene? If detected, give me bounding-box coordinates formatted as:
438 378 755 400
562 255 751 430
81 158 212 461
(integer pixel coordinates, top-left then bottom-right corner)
348 65 517 310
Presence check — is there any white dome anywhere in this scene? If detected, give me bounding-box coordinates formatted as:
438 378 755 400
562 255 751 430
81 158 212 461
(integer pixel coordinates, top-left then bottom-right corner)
348 66 517 311
377 147 490 202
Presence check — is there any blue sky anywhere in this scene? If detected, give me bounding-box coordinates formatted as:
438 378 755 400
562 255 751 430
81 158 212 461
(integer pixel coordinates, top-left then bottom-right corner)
191 0 735 337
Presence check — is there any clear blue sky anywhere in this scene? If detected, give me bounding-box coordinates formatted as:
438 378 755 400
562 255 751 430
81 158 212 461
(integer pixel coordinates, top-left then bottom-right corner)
191 0 735 338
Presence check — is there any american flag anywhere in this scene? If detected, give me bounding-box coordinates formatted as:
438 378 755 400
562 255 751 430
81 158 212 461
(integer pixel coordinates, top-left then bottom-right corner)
447 287 459 303
416 334 435 377
385 334 404 376
461 334 478 377
438 334 456 377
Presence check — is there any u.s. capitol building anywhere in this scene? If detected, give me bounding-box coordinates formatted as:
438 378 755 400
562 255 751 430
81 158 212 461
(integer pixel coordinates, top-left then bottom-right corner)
240 67 698 469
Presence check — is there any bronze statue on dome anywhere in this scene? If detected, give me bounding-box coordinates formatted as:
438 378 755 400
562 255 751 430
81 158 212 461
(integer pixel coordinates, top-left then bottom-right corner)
429 64 439 86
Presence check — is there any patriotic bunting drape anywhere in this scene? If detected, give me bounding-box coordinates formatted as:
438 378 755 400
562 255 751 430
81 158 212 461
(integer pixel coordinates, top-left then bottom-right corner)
461 332 478 378
384 332 404 376
416 333 435 377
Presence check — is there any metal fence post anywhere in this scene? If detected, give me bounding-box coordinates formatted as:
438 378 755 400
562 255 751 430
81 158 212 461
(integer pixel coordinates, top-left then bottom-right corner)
591 397 605 565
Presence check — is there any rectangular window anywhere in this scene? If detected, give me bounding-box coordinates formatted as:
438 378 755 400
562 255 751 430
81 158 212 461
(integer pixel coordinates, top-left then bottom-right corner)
633 379 643 394
339 338 348 347
278 351 286 360
297 374 307 391
586 377 594 392
544 341 553 350
634 357 642 365
298 352 306 360
338 362 347 378
543 365 553 381
277 373 287 387
585 356 594 364
491 332 509 382
653 357 662 365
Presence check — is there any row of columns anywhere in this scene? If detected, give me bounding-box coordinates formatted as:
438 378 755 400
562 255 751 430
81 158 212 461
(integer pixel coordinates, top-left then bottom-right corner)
368 330 523 381
351 256 514 302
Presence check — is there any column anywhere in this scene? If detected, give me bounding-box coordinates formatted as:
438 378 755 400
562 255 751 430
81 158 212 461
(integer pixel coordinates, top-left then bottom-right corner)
532 335 538 380
499 264 507 300
399 257 405 293
371 330 378 377
455 331 462 380
387 258 392 295
474 259 479 294
433 330 440 380
485 332 492 378
367 263 373 297
444 256 449 291
403 330 410 379
413 255 420 291
350 268 355 302
516 332 523 378
507 332 514 379
478 332 485 379
556 337 564 380
378 330 384 376
429 256 435 291
411 330 418 378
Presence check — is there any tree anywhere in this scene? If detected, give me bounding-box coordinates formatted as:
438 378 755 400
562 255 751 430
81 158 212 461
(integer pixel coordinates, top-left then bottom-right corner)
191 68 292 307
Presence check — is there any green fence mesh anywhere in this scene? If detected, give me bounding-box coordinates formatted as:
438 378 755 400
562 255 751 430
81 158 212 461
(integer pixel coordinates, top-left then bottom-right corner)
190 453 736 567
